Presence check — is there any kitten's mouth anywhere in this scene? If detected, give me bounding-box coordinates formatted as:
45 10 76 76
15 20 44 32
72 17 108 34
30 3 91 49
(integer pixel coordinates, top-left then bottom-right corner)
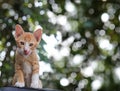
24 50 30 55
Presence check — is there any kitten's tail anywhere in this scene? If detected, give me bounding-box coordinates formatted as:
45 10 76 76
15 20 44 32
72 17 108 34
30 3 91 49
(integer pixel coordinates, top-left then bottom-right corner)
39 79 43 88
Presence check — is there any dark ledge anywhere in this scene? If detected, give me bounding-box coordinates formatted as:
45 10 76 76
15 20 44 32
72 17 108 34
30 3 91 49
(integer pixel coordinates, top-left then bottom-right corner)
0 87 61 91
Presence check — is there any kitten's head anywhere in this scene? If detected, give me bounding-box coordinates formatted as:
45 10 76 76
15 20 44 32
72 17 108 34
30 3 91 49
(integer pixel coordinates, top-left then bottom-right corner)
15 24 42 56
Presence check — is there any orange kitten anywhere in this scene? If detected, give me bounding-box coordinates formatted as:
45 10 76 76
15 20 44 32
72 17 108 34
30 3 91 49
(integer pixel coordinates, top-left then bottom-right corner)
12 24 42 88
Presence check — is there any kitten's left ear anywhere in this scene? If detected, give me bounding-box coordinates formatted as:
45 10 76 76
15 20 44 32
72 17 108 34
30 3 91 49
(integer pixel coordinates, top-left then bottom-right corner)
34 29 42 43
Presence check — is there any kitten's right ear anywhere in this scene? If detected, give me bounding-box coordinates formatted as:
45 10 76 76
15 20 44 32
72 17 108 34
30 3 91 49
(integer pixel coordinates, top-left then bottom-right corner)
15 24 24 38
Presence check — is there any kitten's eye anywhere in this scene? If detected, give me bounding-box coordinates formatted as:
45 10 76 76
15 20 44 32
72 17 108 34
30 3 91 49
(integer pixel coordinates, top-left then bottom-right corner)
29 43 33 46
20 41 24 45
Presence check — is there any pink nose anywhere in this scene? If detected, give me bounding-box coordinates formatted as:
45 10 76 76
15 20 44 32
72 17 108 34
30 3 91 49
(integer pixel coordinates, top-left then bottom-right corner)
24 50 30 55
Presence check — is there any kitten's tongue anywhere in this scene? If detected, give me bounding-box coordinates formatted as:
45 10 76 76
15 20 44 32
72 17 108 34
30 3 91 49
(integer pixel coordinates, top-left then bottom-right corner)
24 50 30 55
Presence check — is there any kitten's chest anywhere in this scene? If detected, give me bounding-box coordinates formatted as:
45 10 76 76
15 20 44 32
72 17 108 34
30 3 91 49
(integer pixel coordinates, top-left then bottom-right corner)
22 61 32 87
23 61 32 75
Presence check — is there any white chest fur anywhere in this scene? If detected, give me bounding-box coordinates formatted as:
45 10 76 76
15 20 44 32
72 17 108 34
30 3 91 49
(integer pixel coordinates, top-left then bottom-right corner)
23 62 32 76
23 61 32 87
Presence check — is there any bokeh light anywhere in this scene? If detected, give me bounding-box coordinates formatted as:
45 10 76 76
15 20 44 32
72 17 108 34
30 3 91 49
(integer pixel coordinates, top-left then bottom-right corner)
101 13 109 22
60 78 69 86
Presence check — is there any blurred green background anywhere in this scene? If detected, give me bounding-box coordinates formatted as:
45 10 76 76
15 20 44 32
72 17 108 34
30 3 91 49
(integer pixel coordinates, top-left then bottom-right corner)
0 0 120 91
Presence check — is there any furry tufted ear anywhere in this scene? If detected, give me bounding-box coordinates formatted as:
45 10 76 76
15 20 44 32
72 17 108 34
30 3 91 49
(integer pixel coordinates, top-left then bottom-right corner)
33 29 42 43
15 24 24 39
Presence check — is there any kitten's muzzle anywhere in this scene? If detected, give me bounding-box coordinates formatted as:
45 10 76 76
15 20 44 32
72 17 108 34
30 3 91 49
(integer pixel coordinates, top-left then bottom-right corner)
24 49 30 55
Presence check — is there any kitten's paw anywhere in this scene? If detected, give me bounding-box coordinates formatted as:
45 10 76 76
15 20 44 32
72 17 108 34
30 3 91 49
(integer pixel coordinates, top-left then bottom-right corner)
30 82 39 88
15 82 25 87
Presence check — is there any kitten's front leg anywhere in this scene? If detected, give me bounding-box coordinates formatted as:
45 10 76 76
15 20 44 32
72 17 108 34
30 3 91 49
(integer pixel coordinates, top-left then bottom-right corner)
30 61 42 88
31 73 39 88
14 64 25 87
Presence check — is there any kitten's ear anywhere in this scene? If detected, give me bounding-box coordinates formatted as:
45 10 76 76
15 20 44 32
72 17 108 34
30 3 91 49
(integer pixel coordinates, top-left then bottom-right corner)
34 29 42 43
15 24 24 38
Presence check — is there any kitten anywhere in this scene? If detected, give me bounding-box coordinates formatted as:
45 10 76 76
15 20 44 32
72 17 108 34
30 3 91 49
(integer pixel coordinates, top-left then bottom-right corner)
12 24 42 88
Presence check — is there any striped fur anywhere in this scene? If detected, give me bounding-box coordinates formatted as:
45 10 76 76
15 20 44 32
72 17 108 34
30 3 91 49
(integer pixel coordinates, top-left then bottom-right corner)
12 24 42 88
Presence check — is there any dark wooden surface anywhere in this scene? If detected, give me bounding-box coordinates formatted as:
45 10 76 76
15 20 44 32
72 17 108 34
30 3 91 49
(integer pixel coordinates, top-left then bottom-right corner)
0 87 61 91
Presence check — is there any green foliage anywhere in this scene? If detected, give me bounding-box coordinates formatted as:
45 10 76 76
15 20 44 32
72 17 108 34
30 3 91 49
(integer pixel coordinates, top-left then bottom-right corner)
0 0 120 91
